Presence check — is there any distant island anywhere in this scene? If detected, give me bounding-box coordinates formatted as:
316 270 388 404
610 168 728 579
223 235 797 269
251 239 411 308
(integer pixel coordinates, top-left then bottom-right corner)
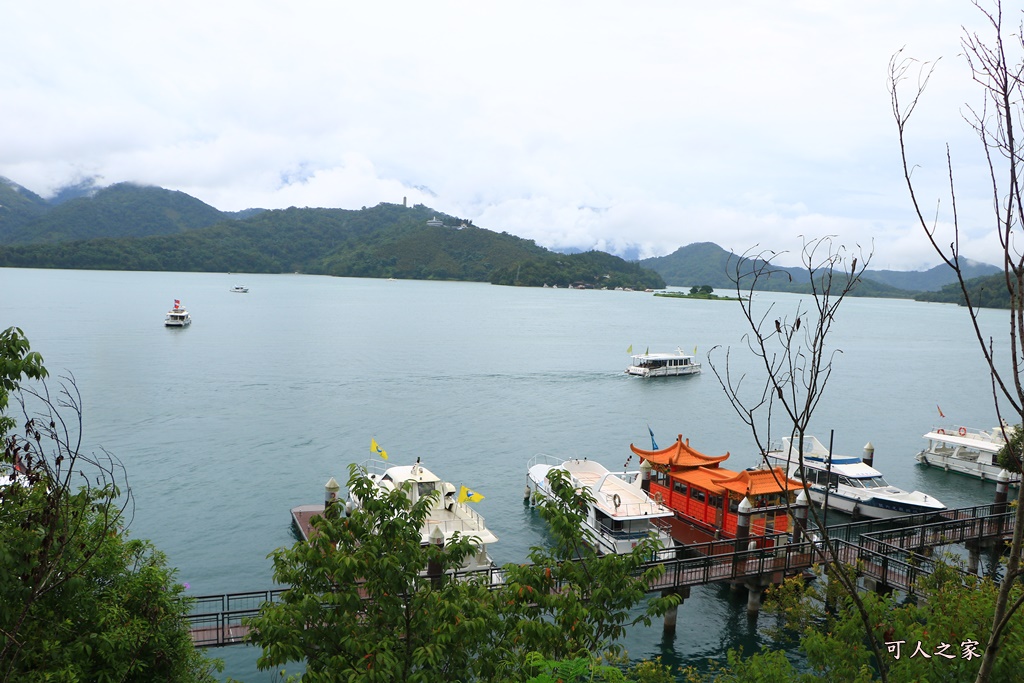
654 285 742 302
0 176 1009 306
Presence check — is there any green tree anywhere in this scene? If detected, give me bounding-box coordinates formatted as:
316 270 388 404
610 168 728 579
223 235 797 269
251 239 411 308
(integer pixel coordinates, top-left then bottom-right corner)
246 465 679 682
0 336 219 682
0 326 47 436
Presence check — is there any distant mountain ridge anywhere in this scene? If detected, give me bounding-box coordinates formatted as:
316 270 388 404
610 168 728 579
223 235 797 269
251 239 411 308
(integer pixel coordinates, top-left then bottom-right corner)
639 242 1000 295
0 176 1001 295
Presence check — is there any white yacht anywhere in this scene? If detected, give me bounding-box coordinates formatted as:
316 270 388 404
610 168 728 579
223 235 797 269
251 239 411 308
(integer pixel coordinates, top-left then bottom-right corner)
526 455 676 555
916 424 1021 485
625 348 701 378
355 459 498 570
230 286 249 293
765 435 946 520
164 300 191 327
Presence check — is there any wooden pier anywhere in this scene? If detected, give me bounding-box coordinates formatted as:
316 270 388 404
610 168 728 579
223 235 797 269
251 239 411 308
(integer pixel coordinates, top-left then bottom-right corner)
188 503 1015 647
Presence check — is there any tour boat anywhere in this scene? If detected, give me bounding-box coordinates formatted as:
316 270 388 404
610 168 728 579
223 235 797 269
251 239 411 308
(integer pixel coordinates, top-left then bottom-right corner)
766 435 946 519
631 434 802 539
353 458 498 570
164 300 191 327
230 286 249 293
625 348 701 378
916 424 1021 485
526 454 676 555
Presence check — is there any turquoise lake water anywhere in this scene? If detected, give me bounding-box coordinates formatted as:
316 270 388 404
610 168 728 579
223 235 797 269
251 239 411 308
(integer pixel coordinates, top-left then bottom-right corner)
0 267 1011 680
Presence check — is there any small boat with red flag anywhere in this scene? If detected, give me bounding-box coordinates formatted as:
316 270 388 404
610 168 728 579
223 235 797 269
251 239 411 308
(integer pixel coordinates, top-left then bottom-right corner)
164 299 191 327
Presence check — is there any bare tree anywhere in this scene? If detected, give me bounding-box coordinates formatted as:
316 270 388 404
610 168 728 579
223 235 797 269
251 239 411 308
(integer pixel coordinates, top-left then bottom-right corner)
890 3 1024 680
0 375 134 676
707 237 892 679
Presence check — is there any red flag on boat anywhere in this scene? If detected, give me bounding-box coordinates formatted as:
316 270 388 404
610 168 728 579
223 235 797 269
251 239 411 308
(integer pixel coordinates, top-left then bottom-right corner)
174 299 180 309
937 404 945 418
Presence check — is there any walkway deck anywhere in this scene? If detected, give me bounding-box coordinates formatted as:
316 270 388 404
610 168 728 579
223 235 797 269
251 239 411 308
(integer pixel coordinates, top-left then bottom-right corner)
189 503 1015 647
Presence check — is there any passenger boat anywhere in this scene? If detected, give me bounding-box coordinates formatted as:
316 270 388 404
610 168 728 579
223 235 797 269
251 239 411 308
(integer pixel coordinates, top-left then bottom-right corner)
916 424 1021 485
354 458 499 570
164 300 191 327
766 435 946 519
230 286 249 293
631 434 802 539
526 454 676 555
625 348 700 378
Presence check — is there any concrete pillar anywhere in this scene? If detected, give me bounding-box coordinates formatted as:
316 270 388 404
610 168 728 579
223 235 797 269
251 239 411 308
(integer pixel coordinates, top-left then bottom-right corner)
862 442 874 468
746 583 762 615
324 476 340 508
427 526 445 586
661 586 689 635
734 497 753 573
968 546 980 575
640 459 652 493
792 489 809 546
995 469 1010 514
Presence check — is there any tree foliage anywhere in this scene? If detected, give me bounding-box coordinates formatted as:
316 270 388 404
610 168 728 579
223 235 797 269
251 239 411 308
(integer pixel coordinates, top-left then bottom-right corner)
245 465 680 682
0 333 218 682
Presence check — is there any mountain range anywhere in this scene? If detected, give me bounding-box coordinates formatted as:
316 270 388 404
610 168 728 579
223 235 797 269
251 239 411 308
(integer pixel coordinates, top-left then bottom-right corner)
0 177 1001 299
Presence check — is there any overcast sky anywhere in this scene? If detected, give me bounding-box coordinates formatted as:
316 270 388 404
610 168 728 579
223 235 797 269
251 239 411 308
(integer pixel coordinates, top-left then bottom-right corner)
1 1 1011 270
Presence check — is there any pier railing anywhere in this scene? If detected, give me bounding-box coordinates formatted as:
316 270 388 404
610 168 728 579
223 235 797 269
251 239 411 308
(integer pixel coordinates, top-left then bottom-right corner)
187 504 1016 647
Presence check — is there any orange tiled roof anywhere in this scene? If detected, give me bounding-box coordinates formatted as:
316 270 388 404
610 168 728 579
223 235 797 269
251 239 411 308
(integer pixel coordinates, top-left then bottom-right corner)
668 466 728 494
715 466 802 496
631 434 730 469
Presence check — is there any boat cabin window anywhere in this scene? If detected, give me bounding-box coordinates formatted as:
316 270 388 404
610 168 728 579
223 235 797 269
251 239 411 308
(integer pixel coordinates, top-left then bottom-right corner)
654 469 668 485
728 497 739 513
865 476 889 487
691 489 706 503
708 494 722 509
673 481 687 495
418 481 436 498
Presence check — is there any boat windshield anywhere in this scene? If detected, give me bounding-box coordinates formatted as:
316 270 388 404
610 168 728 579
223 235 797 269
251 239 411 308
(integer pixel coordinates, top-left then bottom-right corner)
418 481 436 498
857 476 889 488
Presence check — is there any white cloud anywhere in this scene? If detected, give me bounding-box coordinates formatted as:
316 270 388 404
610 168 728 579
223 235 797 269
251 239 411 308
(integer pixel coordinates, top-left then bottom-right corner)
0 0 1004 270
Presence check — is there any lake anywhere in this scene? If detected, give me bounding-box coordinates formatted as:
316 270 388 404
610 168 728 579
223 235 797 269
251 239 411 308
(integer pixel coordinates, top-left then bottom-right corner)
0 267 1010 680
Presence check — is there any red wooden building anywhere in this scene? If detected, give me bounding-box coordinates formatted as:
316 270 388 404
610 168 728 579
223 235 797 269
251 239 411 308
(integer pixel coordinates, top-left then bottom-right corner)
630 434 802 539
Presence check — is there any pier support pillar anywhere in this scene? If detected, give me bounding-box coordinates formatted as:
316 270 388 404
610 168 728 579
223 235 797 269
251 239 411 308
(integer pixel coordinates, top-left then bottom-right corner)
661 586 690 635
745 584 763 615
734 497 753 571
968 546 981 575
324 477 340 509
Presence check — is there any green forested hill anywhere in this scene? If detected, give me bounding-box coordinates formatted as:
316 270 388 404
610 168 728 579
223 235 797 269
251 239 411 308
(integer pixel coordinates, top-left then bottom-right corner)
914 272 1014 308
0 178 50 234
0 201 664 288
640 242 954 298
0 182 229 244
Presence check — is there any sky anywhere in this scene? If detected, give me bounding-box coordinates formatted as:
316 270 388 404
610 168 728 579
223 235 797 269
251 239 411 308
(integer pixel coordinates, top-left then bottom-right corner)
0 1 1013 270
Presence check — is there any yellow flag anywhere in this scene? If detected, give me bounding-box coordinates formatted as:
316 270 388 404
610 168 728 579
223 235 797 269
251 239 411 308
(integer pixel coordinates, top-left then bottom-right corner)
627 344 632 354
371 438 388 460
458 485 484 503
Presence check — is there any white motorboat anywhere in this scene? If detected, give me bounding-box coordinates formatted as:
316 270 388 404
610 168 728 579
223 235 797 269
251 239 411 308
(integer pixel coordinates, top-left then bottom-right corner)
230 286 249 293
526 454 676 555
354 458 498 570
765 435 946 520
916 424 1021 485
164 300 191 327
625 348 701 378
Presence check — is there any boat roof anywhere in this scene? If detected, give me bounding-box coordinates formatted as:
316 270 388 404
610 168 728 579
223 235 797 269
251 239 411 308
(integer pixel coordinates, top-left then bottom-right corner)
922 429 1006 453
630 350 696 361
379 463 442 485
717 466 803 496
631 434 729 469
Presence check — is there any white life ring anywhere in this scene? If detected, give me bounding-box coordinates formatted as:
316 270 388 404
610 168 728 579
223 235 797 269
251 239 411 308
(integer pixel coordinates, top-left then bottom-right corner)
959 427 967 437
612 493 621 509
937 429 945 435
